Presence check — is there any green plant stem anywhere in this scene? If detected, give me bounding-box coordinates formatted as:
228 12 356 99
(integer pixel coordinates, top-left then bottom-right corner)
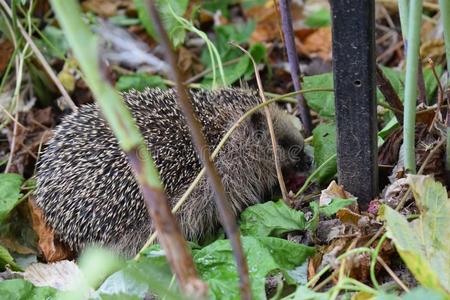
398 0 409 42
50 0 204 295
370 233 388 289
403 0 423 174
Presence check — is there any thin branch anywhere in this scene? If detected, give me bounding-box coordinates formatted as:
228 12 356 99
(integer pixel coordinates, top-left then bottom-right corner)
375 65 404 124
277 0 312 136
145 1 251 299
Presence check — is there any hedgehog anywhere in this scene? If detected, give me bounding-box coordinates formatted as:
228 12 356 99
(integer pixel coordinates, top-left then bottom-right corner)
35 88 310 257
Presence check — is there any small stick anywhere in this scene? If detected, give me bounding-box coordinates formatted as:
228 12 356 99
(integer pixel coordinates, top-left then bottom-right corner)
427 57 445 130
417 61 427 104
0 104 26 129
0 0 77 112
146 1 251 299
278 0 312 136
375 65 404 124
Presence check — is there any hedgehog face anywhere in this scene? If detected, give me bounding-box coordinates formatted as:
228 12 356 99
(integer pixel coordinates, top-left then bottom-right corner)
249 107 311 194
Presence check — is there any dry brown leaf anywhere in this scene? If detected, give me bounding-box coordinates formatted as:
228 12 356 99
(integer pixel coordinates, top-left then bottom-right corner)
28 197 73 262
319 180 355 206
0 38 14 74
248 4 279 43
336 208 363 226
81 0 134 17
24 261 81 291
420 39 446 64
296 27 332 61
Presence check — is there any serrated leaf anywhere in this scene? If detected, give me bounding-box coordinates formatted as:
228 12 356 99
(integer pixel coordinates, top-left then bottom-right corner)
312 123 337 184
0 279 56 300
193 236 314 300
115 74 166 92
134 0 188 47
384 176 450 296
0 173 24 223
239 200 307 237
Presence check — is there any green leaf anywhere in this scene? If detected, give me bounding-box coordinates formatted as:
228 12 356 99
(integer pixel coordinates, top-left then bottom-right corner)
384 176 450 296
0 244 22 271
243 43 267 80
200 22 258 87
202 0 233 18
0 173 24 223
287 285 329 300
0 279 56 300
97 261 181 300
401 286 447 300
37 25 69 59
423 65 443 101
239 200 307 237
312 123 337 184
115 74 166 91
319 197 357 217
377 66 404 104
108 15 140 27
134 0 188 47
193 236 314 300
305 9 331 28
303 73 335 119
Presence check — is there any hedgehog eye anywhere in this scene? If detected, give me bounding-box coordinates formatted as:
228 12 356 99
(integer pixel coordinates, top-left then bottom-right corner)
278 137 292 149
250 111 265 132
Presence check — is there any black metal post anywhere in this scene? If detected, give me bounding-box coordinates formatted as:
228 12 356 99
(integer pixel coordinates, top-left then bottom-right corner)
331 0 378 208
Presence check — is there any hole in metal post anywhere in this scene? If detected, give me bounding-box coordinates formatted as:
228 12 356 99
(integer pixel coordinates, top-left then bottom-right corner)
353 80 362 87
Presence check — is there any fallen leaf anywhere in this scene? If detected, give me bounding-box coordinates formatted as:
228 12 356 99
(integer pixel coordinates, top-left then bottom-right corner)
0 38 14 74
81 0 134 17
296 27 332 61
28 198 73 262
24 260 81 290
319 180 355 206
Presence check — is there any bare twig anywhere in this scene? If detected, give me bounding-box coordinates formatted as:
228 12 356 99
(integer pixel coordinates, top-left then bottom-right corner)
375 65 404 124
278 0 312 136
0 0 77 112
145 1 251 299
427 57 445 130
417 61 427 104
376 256 410 292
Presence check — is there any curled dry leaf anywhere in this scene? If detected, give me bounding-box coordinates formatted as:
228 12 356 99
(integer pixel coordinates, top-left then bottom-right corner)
382 177 411 209
319 180 355 206
28 198 73 262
